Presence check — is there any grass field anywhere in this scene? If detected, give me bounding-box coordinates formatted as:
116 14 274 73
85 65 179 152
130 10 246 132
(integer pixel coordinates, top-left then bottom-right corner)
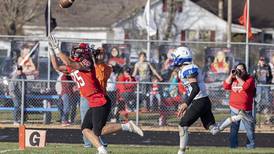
0 143 274 154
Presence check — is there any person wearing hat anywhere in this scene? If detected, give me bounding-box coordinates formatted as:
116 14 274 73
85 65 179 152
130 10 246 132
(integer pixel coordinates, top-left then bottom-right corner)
253 56 272 125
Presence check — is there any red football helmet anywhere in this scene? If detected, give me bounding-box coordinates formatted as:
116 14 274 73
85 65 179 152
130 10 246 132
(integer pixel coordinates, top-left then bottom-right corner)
70 43 91 62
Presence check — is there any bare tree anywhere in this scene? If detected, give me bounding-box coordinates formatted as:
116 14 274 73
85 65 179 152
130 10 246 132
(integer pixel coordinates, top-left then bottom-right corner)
163 0 177 40
0 0 44 35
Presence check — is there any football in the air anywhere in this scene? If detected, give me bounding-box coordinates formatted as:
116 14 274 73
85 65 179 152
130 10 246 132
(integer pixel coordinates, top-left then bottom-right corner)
59 0 75 8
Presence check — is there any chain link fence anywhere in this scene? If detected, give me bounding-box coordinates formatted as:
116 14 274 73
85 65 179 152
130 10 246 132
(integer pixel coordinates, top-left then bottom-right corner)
0 36 273 128
1 36 274 76
0 79 273 128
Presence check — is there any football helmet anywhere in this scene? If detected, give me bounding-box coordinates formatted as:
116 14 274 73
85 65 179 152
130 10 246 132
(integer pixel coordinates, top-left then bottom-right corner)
70 43 91 62
171 46 192 67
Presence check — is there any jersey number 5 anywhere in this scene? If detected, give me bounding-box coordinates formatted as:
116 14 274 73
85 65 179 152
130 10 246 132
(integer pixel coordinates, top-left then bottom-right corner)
71 70 85 87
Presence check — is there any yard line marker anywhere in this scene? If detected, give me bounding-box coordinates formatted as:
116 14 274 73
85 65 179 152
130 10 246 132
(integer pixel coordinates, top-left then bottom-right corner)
0 149 20 153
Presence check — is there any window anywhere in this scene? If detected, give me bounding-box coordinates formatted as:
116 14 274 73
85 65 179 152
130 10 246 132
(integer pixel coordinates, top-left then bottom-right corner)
186 30 216 41
187 30 198 41
199 31 211 41
210 31 215 41
181 31 186 41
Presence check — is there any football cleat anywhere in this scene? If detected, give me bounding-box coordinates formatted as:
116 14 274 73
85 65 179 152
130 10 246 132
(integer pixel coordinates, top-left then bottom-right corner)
177 149 185 154
128 120 144 137
209 124 220 135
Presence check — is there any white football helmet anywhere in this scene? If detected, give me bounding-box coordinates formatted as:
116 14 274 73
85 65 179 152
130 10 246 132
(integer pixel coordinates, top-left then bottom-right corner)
171 46 192 66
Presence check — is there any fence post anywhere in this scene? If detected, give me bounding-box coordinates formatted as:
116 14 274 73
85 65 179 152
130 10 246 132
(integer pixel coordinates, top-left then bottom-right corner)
20 79 25 125
252 98 257 125
19 79 26 150
136 81 140 125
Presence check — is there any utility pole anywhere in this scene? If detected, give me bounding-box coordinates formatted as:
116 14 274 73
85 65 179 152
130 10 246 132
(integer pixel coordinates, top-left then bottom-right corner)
47 0 51 87
227 0 232 48
218 0 224 19
245 0 250 71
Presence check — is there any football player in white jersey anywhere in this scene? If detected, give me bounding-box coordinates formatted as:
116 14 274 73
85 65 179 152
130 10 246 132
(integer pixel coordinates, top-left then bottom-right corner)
171 47 217 154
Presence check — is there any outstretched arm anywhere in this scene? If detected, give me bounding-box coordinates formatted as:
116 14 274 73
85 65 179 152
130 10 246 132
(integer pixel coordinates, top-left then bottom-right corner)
48 35 86 71
49 52 67 73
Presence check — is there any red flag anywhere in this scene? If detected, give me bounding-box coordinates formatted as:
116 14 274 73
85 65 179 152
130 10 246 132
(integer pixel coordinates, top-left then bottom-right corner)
238 0 253 39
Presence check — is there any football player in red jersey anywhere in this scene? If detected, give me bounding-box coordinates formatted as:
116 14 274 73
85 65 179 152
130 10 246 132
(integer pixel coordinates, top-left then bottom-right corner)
48 35 143 154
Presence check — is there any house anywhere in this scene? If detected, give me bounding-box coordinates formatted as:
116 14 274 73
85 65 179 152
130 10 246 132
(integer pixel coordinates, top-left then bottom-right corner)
194 0 274 43
114 0 261 42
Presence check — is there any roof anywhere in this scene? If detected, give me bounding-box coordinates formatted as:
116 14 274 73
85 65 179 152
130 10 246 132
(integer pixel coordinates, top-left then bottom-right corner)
27 0 274 29
28 0 147 28
194 0 274 29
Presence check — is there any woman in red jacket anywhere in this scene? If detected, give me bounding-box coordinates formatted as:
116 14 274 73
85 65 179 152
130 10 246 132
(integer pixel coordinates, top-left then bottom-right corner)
212 63 255 149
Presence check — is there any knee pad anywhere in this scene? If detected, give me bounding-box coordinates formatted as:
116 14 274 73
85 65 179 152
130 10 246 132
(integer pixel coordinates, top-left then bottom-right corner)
178 126 188 137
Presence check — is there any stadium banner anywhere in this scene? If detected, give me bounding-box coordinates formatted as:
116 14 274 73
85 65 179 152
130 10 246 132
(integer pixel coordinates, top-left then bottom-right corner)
102 44 131 73
25 129 47 148
204 47 234 83
3 41 40 79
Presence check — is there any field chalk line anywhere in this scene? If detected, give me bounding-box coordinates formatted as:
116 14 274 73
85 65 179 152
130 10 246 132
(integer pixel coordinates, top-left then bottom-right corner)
0 149 20 153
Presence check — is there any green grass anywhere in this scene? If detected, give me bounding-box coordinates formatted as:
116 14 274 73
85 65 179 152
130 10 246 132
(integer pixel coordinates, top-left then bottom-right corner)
0 143 274 154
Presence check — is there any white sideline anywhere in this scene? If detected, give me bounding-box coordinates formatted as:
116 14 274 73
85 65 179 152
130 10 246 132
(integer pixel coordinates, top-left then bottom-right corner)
0 149 20 153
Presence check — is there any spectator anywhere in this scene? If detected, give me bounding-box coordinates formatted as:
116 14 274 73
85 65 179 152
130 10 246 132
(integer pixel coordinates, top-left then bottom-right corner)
223 63 256 149
60 73 76 127
268 55 274 124
70 85 80 124
116 67 136 122
159 69 181 126
160 48 175 81
17 44 38 79
132 52 163 111
106 71 118 122
254 56 272 124
149 76 161 112
55 73 64 123
168 69 180 97
269 55 274 84
9 66 27 125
